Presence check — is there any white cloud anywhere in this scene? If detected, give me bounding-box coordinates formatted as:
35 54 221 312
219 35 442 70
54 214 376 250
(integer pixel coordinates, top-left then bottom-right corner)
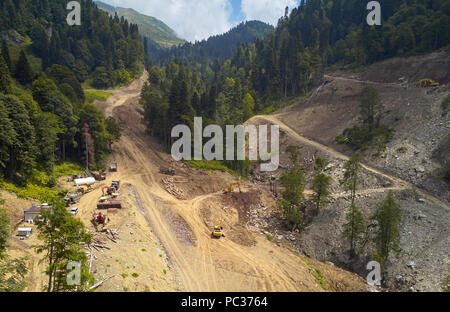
106 0 233 42
241 0 297 25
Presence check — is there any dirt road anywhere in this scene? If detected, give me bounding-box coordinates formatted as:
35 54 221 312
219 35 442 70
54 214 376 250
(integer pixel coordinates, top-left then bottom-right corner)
252 114 450 210
90 73 367 292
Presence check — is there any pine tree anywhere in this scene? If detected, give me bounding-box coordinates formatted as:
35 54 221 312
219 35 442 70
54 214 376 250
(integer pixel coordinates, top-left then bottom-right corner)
1 41 12 72
343 203 366 258
0 54 12 94
15 50 34 85
34 199 93 292
312 172 332 214
360 86 384 132
242 93 255 122
279 166 306 230
340 153 362 204
371 191 402 266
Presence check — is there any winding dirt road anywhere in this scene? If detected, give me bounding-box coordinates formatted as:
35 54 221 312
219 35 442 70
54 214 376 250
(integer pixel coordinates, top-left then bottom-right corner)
252 114 450 210
94 73 367 292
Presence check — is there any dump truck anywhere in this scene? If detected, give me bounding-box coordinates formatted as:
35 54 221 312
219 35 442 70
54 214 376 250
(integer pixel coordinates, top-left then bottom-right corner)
109 162 118 172
160 167 176 176
64 192 82 206
97 200 122 210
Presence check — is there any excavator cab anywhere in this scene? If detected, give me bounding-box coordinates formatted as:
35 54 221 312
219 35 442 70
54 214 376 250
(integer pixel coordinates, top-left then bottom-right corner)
223 182 242 194
211 223 225 238
211 226 224 238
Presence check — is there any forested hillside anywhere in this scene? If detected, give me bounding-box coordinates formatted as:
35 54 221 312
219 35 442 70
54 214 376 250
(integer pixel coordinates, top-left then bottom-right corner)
149 21 274 67
140 0 450 176
96 1 185 48
0 0 144 188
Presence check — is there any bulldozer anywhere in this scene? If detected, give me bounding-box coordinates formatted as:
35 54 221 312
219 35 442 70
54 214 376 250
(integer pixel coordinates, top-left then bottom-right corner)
419 79 440 87
211 222 225 238
223 182 242 194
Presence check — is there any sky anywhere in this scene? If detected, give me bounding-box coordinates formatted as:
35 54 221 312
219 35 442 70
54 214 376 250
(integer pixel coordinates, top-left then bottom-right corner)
102 0 300 42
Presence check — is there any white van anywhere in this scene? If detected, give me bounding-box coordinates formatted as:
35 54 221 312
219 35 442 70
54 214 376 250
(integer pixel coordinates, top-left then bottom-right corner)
70 207 79 216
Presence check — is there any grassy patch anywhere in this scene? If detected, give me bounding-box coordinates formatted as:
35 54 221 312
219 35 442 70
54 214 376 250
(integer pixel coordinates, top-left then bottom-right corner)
84 90 112 105
131 273 139 278
299 257 327 290
187 160 237 176
0 162 83 202
121 273 128 279
0 180 64 203
54 162 84 178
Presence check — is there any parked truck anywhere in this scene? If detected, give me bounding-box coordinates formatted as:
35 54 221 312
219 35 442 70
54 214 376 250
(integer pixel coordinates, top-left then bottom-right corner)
64 192 82 206
109 162 118 172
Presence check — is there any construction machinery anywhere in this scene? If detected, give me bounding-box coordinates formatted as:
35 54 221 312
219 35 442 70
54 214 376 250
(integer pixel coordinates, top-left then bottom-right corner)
211 222 225 238
93 171 106 181
64 192 82 206
92 212 108 230
419 79 440 87
223 182 242 194
160 167 176 176
109 162 118 172
111 180 120 191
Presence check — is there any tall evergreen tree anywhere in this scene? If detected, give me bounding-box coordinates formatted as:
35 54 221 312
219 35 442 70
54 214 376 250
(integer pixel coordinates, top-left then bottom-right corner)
371 191 402 266
1 41 12 72
0 54 12 94
15 50 34 85
342 203 366 258
340 153 362 204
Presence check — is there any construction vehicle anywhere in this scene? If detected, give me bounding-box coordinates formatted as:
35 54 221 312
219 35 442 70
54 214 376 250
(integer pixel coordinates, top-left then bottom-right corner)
160 167 176 176
92 212 108 230
211 222 225 238
64 192 82 206
93 171 106 181
223 182 242 194
111 180 120 191
419 79 440 87
109 162 118 172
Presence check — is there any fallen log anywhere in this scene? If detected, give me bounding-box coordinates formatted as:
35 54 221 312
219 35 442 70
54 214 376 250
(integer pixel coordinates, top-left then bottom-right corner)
89 276 114 291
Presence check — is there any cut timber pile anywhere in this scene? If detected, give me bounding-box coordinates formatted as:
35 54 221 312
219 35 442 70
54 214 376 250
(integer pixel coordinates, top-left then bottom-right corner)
87 229 120 252
162 177 186 199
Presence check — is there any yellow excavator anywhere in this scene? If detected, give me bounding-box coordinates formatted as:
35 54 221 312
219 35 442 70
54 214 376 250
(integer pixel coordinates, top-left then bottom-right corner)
211 221 225 238
223 182 242 194
419 79 440 87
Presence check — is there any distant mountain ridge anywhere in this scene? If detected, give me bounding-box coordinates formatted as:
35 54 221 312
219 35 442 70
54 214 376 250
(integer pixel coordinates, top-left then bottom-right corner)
150 20 274 66
95 1 185 48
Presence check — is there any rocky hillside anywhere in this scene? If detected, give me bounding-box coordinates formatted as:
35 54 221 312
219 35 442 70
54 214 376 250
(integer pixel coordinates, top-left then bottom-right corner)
246 50 450 292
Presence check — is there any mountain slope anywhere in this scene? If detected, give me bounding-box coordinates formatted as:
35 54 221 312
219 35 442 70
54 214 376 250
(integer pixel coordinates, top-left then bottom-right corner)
151 20 274 66
95 1 184 48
